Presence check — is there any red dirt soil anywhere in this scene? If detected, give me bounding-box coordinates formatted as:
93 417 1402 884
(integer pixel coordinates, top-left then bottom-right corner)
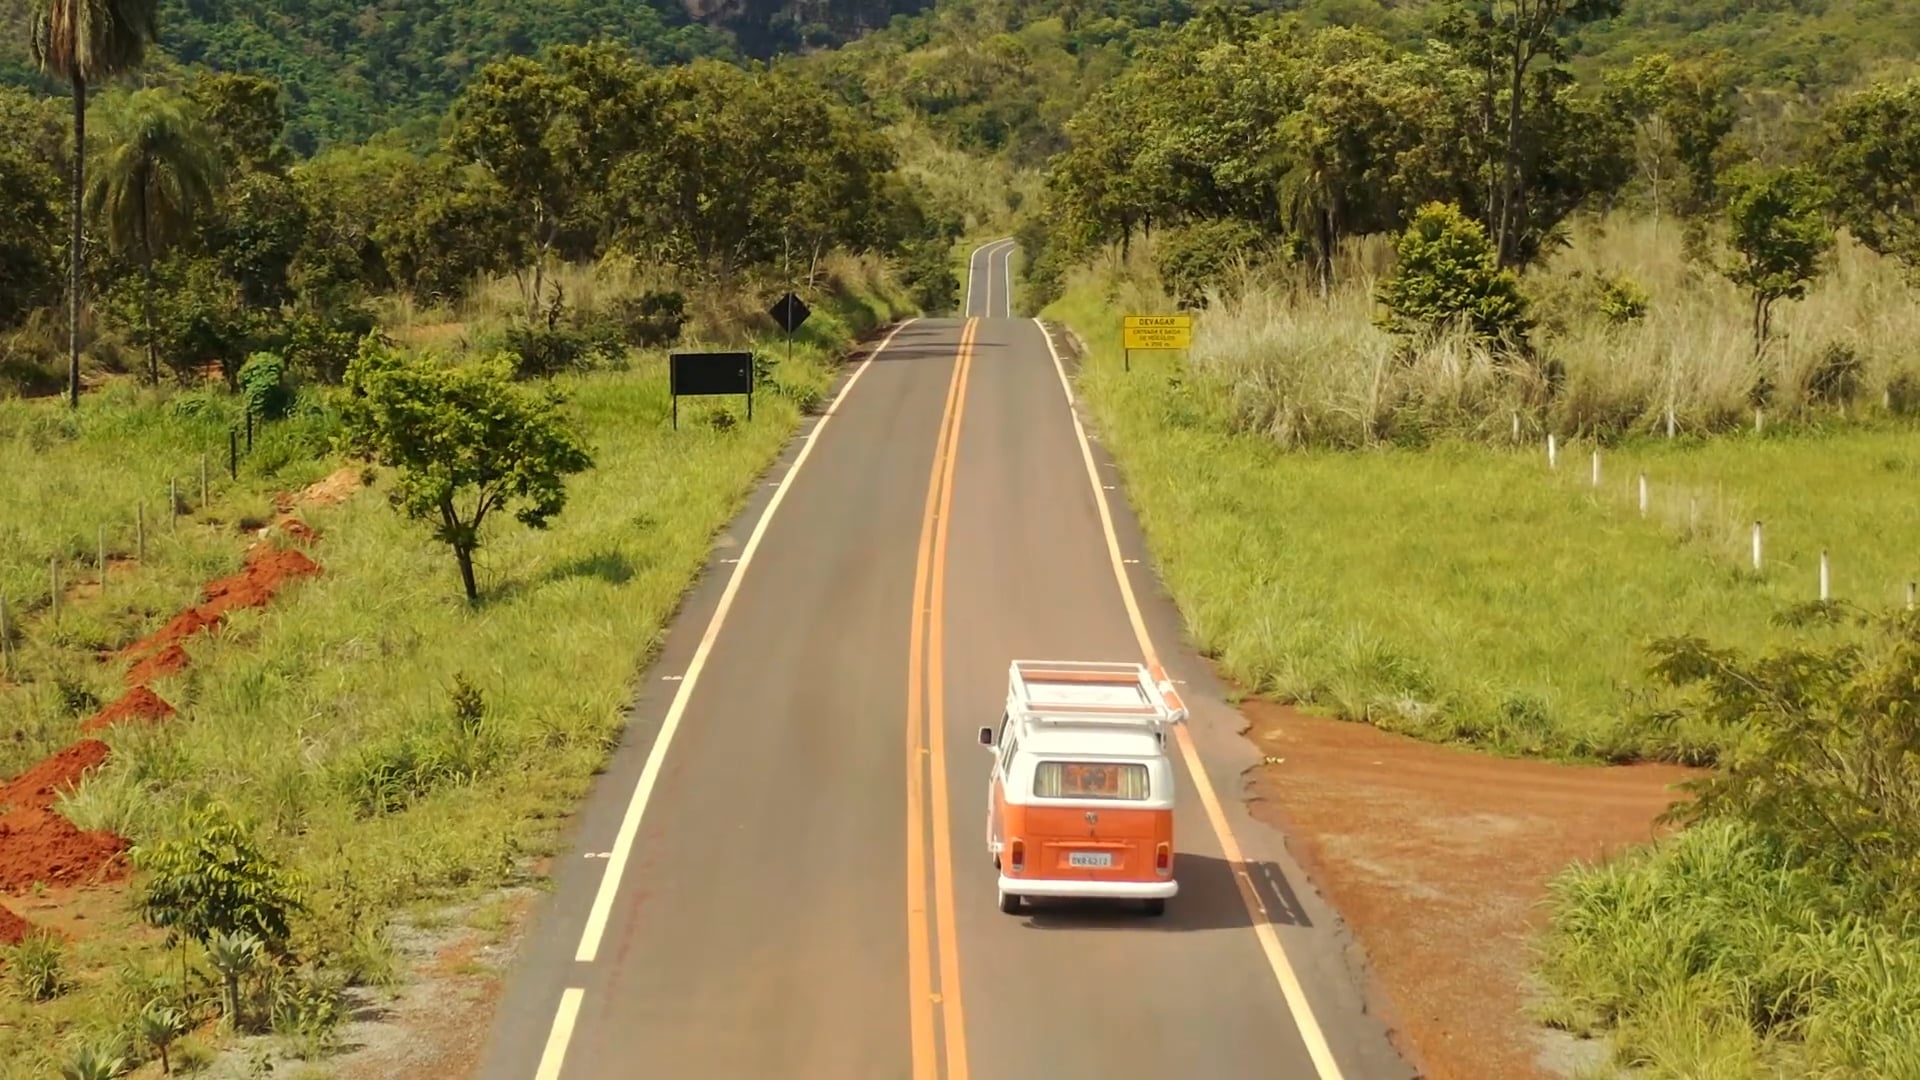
1243 702 1703 1080
0 902 27 945
80 686 177 735
121 543 322 665
123 641 190 686
0 739 129 894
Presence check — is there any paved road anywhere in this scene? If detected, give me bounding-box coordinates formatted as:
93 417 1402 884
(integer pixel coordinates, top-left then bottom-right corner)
479 240 1414 1080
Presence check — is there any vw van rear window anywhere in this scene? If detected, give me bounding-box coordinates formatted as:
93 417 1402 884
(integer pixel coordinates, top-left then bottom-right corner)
1033 761 1150 800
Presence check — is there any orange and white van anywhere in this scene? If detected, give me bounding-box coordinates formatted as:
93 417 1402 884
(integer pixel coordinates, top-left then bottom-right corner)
977 659 1187 917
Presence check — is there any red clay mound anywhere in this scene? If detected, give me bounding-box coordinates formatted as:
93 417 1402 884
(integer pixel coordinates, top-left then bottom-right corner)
0 809 129 892
201 545 321 620
278 518 320 545
80 686 177 735
124 607 223 664
124 642 190 686
0 902 28 945
0 740 110 808
0 739 129 895
121 544 323 667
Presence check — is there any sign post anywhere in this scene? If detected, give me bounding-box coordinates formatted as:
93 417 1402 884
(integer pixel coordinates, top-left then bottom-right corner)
769 292 811 370
1121 314 1193 371
669 351 754 430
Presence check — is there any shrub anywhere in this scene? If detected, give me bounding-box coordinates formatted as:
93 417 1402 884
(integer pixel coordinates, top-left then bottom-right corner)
1155 219 1266 309
238 352 292 420
1597 273 1650 324
1645 608 1920 906
4 929 68 1001
898 239 959 315
488 312 626 379
130 802 308 955
1377 202 1534 348
605 290 686 348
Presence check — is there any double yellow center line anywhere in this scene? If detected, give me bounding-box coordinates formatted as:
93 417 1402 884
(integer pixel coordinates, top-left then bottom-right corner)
905 318 977 1080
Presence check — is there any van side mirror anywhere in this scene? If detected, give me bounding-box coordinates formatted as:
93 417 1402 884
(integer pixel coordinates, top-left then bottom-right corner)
978 726 994 748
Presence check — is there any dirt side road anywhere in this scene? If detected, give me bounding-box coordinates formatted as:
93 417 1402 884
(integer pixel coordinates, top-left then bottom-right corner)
1242 701 1701 1080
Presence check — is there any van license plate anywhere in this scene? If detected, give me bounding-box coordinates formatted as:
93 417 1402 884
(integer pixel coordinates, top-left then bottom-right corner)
1068 851 1113 868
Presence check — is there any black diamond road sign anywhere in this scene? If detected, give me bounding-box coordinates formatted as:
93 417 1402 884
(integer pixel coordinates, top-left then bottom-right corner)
769 292 810 334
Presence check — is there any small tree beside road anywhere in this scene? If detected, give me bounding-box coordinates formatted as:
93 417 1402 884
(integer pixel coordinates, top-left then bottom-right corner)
341 336 595 601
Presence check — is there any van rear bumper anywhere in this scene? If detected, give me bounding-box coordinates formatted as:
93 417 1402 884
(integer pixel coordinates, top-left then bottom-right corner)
998 876 1178 900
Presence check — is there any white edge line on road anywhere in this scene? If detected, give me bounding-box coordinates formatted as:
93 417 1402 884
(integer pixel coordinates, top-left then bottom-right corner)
533 987 585 1080
571 317 919 966
1034 318 1348 1080
965 237 1014 318
1000 243 1015 318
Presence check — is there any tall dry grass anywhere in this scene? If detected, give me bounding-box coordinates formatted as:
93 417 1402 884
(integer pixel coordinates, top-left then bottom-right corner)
1174 214 1920 449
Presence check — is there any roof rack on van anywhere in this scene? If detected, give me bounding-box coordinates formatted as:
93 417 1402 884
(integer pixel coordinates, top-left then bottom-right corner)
1006 659 1188 729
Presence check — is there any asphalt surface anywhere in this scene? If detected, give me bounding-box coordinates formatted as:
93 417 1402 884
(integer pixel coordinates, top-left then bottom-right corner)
478 240 1415 1080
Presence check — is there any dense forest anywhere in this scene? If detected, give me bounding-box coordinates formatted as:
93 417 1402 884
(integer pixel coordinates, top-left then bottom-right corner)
5 0 1918 150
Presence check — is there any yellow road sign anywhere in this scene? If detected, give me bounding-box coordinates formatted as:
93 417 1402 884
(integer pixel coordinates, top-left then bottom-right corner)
1122 314 1192 351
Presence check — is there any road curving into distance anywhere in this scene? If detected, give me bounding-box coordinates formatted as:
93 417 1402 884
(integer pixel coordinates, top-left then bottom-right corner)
477 239 1415 1080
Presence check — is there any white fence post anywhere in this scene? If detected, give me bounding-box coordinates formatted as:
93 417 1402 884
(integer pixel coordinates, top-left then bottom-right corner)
1591 448 1601 487
1752 521 1764 572
1820 550 1830 601
1547 433 1558 469
1638 473 1648 516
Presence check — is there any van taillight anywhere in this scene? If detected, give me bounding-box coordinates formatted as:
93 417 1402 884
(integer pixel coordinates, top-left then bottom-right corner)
1008 839 1025 874
1155 842 1171 876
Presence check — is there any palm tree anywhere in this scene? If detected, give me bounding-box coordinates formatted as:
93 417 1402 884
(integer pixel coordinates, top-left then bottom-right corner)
86 88 223 384
29 0 162 408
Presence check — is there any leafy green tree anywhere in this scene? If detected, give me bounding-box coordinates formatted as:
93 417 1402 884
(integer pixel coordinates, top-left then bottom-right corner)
85 87 224 384
373 157 523 304
1603 51 1737 226
608 59 895 281
30 0 162 407
130 802 307 955
1721 166 1833 353
0 146 63 329
187 71 291 175
1156 218 1265 308
288 143 409 311
104 253 264 387
340 338 596 602
1820 76 1920 275
446 47 655 317
205 170 308 309
1377 201 1533 347
1436 0 1625 266
447 56 584 317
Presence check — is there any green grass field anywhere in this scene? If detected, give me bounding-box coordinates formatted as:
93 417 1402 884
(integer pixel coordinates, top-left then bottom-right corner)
1045 279 1920 763
0 262 909 1077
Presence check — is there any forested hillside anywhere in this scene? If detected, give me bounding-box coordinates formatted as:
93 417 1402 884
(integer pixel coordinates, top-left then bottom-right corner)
6 0 1918 150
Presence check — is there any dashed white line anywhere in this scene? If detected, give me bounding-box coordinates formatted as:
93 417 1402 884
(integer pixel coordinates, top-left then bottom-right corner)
533 987 585 1080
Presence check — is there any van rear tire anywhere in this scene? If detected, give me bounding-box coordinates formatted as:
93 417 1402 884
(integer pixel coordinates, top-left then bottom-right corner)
998 890 1022 915
1141 898 1166 917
